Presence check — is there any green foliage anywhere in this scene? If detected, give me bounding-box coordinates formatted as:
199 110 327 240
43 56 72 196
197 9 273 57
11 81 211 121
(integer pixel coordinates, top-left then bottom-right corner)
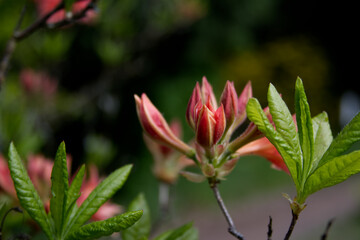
7 142 139 240
8 142 55 240
121 193 151 240
122 193 198 240
66 211 143 240
153 222 198 240
247 77 360 204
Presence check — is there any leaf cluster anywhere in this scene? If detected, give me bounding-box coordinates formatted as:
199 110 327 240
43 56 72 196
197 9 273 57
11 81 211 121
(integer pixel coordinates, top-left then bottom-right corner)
7 141 142 240
246 77 360 204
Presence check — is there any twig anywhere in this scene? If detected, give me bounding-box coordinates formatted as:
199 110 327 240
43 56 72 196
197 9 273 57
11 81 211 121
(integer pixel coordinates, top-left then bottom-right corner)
320 219 334 240
0 4 27 86
267 216 273 240
210 180 244 240
0 0 97 87
0 207 23 240
12 2 64 41
159 182 171 218
284 210 298 240
47 0 97 30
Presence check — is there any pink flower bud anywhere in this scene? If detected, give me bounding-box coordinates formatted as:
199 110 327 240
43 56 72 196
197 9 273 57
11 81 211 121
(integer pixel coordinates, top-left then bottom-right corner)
201 76 217 109
233 81 252 128
195 104 225 149
135 93 193 155
186 83 201 129
220 81 238 128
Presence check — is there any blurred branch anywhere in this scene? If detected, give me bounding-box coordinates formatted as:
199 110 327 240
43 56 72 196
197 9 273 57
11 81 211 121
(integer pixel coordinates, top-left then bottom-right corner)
320 219 334 240
210 180 245 240
0 0 97 88
0 207 23 240
0 5 27 87
267 216 272 240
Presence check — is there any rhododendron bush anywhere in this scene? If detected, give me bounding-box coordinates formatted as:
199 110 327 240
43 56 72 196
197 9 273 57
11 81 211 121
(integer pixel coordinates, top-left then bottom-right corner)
0 1 359 240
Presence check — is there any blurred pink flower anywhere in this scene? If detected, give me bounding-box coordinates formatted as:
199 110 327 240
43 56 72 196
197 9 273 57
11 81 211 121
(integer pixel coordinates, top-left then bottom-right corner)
0 155 17 198
20 69 58 97
143 120 194 184
236 137 289 174
0 154 120 221
33 0 97 24
77 165 121 221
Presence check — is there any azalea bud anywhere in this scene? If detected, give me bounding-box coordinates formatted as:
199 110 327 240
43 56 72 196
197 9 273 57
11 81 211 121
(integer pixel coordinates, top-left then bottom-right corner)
220 81 238 129
186 82 201 129
195 105 225 149
201 76 217 109
135 93 193 155
196 105 216 148
233 81 253 129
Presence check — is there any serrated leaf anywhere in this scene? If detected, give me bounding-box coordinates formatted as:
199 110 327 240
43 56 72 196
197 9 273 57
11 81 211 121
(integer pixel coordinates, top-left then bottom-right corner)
63 164 132 238
50 141 69 235
318 111 360 168
303 150 360 201
121 193 151 240
62 164 86 236
246 98 299 187
66 210 143 240
268 84 302 174
8 143 54 240
153 222 198 240
66 164 85 211
294 77 314 181
311 112 333 172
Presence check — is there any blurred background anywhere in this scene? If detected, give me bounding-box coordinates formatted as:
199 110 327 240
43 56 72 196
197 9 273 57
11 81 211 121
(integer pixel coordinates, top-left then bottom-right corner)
0 0 359 239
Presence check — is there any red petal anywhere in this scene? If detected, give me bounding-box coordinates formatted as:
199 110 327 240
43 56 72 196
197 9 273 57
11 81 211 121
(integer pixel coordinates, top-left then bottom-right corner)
213 105 226 144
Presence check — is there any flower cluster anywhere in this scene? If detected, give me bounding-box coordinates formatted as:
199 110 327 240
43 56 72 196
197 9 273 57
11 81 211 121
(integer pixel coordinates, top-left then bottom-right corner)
0 154 120 221
135 77 287 182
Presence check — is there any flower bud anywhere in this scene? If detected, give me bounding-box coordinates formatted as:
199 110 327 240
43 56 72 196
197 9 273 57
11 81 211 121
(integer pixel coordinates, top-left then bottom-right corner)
195 104 225 149
220 81 238 129
135 93 193 155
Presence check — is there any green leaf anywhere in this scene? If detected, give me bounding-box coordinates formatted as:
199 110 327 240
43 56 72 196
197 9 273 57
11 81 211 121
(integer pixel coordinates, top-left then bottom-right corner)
294 77 314 180
8 143 54 240
318 111 360 168
268 84 302 175
153 222 198 240
63 164 132 238
303 150 360 201
62 165 86 236
66 210 143 240
246 97 299 187
311 112 333 172
50 141 69 235
121 193 151 240
64 0 76 12
66 165 85 211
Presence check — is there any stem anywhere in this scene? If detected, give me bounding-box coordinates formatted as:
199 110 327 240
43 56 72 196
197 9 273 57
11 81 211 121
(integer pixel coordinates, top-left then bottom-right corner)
210 180 244 240
267 216 273 240
284 210 298 240
0 4 27 86
159 182 170 218
0 207 23 240
0 0 97 87
320 219 334 240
